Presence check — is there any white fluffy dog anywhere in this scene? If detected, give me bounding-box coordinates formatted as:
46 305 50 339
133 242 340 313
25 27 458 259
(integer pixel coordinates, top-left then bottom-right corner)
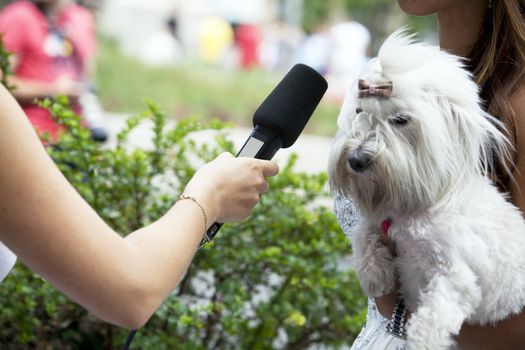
328 30 525 350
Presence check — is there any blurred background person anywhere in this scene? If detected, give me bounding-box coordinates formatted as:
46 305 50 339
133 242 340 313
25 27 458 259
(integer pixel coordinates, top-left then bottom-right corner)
326 17 371 102
0 0 108 143
232 22 262 70
198 16 234 66
139 13 184 67
293 21 330 74
73 0 108 142
259 18 304 72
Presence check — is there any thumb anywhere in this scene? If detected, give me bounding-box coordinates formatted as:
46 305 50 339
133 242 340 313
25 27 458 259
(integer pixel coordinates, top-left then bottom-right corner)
259 160 279 177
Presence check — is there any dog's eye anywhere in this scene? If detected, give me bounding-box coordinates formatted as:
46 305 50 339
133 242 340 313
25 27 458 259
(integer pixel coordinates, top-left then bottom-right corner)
356 107 363 114
389 114 410 126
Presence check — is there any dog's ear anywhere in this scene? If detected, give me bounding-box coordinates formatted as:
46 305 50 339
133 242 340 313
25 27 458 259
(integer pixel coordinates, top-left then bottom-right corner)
328 131 352 197
445 100 512 178
336 91 358 132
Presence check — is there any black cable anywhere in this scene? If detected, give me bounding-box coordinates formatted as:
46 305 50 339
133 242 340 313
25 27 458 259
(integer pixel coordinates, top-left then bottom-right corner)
122 329 138 350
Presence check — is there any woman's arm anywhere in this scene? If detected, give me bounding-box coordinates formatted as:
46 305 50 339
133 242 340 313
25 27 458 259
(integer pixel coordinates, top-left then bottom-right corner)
5 55 82 103
0 83 278 329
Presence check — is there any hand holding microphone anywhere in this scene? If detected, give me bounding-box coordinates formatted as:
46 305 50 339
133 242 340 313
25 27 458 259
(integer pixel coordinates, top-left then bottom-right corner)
182 152 279 224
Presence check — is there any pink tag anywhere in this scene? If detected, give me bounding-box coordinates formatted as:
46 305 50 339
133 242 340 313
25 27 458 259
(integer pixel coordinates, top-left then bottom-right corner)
381 219 392 236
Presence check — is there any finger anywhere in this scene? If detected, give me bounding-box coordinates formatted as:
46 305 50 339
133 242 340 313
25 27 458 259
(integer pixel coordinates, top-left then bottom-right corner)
380 231 396 256
259 160 279 177
217 152 234 160
258 178 269 193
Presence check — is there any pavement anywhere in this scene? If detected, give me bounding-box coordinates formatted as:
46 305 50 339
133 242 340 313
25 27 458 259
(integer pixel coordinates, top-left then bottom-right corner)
102 112 335 175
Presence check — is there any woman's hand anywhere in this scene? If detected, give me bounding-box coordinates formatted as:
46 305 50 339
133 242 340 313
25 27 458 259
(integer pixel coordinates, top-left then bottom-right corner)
53 75 83 98
375 291 400 319
182 152 279 224
375 230 402 318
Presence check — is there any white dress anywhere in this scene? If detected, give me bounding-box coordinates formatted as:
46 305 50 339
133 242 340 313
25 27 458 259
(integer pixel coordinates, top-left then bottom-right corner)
350 298 407 350
0 240 16 283
333 195 407 350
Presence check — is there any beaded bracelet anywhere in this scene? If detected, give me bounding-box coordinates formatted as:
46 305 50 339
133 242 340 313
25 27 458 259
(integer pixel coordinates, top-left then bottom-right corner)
179 194 212 247
386 297 408 339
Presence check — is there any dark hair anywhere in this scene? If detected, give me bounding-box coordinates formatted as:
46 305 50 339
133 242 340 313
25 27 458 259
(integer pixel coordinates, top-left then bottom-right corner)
467 0 525 191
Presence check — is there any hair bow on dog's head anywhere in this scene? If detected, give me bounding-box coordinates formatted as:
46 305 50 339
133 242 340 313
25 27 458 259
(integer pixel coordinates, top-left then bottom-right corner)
358 79 393 99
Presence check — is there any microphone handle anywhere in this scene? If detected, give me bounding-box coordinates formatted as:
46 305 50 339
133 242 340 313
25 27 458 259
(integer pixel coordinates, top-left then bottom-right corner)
205 126 282 243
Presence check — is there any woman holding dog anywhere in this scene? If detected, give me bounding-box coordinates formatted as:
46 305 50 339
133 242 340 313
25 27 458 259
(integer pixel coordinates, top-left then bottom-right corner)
336 0 525 349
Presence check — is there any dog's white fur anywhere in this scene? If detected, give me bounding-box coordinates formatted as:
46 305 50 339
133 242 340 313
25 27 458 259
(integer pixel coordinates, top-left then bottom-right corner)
329 30 525 350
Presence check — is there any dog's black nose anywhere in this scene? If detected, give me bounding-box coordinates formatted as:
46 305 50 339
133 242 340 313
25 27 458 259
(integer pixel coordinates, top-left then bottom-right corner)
348 150 372 172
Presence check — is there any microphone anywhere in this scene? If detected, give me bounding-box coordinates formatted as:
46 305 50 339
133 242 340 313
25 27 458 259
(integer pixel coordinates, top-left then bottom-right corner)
205 63 328 242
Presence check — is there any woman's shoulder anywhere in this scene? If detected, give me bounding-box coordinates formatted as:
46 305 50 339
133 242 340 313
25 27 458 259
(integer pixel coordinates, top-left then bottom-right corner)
505 85 525 212
508 85 525 153
510 85 525 122
0 0 39 19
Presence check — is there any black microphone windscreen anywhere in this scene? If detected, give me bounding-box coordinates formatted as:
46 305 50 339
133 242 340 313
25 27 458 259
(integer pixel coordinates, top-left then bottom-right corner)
253 64 328 148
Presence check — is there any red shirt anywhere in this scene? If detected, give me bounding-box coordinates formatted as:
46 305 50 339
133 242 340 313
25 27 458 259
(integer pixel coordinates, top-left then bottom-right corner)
0 0 96 139
235 24 261 69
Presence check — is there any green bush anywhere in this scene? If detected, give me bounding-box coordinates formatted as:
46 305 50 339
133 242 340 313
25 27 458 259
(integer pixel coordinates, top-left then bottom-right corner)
0 33 12 90
0 97 366 349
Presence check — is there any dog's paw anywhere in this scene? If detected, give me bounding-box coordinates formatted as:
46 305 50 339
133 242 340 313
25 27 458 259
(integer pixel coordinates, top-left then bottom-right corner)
358 268 396 297
356 245 396 297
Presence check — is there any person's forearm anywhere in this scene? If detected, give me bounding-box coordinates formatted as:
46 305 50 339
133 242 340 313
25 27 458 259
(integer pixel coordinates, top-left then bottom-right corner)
119 199 213 326
8 76 60 103
70 199 215 329
0 81 225 329
376 290 525 350
456 313 525 350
